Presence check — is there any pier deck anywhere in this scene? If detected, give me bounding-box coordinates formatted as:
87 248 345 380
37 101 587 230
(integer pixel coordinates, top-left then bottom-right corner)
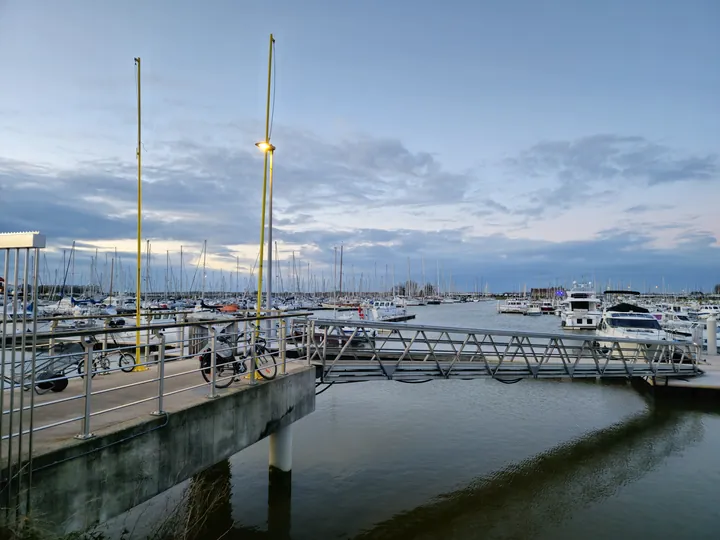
1 357 307 459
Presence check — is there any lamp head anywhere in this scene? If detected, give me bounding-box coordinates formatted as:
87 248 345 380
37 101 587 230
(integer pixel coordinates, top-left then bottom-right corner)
255 141 275 152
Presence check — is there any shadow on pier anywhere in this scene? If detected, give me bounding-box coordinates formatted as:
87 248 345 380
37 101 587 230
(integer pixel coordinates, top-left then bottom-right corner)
167 397 714 540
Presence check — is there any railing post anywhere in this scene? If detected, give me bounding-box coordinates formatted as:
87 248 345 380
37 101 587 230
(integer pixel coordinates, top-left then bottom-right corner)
322 325 328 363
231 320 239 356
249 329 257 385
180 314 188 357
76 338 95 439
101 318 110 375
49 319 58 356
207 327 218 399
280 318 287 375
243 318 248 356
151 333 166 416
145 324 151 367
308 320 316 365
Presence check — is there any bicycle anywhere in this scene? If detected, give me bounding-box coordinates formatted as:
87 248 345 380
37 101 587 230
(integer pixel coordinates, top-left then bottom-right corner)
78 335 136 378
198 329 277 388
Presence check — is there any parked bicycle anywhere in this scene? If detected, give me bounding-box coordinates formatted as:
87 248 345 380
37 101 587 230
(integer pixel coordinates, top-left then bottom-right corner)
198 328 277 388
78 335 136 378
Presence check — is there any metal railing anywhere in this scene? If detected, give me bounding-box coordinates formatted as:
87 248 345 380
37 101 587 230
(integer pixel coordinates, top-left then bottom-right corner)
0 308 311 516
307 319 703 382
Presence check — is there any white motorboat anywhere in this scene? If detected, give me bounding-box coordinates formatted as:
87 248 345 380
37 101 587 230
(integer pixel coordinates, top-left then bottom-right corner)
594 304 680 358
497 299 527 314
559 283 602 329
524 303 542 316
370 300 407 321
697 305 720 320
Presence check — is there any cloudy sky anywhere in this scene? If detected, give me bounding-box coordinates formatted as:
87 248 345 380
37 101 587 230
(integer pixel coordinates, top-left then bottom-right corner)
1 0 718 293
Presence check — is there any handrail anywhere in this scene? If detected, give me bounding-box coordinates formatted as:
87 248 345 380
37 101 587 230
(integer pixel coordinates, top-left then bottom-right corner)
308 317 698 347
14 311 312 342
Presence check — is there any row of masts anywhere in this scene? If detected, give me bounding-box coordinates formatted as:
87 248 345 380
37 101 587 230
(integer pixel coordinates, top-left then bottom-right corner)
32 238 477 299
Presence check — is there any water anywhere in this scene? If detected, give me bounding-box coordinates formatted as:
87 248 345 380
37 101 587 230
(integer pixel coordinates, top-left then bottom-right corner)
110 303 720 539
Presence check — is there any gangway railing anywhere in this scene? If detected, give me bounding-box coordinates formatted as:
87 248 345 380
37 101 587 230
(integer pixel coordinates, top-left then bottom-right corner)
306 319 702 382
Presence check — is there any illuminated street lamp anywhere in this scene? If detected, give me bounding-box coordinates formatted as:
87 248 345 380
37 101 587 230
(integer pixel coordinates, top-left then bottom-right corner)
256 140 276 337
255 34 275 341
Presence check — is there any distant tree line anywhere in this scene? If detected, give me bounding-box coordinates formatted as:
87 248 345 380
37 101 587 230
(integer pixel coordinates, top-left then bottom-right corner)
394 281 438 296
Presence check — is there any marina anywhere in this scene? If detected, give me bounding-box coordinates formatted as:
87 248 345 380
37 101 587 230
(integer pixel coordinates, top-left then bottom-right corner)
1 2 718 538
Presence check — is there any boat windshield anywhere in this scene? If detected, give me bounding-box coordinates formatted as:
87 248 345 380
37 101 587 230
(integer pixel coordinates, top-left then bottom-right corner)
570 301 592 310
676 315 690 321
608 318 661 330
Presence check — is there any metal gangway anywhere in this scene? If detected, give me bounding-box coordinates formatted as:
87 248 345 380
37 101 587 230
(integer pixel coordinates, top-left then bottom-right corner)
306 319 703 382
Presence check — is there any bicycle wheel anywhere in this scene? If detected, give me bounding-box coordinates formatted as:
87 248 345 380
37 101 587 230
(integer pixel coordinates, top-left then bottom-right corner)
77 359 97 379
200 353 234 388
254 345 277 380
118 353 136 373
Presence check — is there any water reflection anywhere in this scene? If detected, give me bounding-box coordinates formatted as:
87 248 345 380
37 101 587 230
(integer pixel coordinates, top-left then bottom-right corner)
183 400 710 540
353 403 704 540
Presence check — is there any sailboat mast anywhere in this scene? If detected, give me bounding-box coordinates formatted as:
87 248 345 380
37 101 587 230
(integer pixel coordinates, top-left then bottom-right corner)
108 257 114 305
339 244 344 300
407 257 411 297
165 250 169 299
333 247 337 302
202 239 207 301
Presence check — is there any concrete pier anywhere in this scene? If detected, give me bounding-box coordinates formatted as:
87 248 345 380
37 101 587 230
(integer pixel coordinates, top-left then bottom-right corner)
14 365 316 534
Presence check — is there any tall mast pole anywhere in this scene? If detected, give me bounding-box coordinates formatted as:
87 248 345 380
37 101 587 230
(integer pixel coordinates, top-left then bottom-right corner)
133 57 146 370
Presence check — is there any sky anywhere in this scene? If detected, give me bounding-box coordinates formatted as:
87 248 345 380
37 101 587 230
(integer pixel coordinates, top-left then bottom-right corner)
0 0 718 293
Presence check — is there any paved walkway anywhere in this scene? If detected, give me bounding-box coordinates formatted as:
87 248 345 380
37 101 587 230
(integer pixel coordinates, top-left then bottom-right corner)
1 356 308 460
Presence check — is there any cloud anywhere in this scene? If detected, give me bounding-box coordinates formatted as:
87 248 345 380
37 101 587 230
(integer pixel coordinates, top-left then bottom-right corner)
508 135 718 185
1 130 718 291
493 135 719 221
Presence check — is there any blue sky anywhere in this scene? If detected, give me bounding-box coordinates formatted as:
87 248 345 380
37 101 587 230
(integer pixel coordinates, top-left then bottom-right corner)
0 0 718 293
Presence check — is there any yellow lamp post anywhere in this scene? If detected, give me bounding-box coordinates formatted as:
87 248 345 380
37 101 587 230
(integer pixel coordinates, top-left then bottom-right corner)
255 34 275 330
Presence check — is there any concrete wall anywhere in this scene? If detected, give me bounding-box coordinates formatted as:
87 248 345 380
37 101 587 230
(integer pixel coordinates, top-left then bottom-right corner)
27 367 316 533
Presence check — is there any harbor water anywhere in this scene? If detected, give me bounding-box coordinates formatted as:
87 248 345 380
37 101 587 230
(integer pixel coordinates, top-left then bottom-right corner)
110 302 720 539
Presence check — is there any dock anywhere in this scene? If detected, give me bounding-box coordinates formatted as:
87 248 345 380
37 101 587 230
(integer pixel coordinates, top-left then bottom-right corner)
645 354 720 391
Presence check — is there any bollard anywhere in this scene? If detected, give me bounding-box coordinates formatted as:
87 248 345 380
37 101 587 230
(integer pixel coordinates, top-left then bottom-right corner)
151 333 166 415
76 338 95 439
207 327 218 399
707 316 717 356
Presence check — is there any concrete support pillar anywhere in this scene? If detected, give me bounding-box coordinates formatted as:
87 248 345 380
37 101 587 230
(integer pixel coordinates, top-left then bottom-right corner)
268 424 292 539
269 424 293 472
707 316 717 356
